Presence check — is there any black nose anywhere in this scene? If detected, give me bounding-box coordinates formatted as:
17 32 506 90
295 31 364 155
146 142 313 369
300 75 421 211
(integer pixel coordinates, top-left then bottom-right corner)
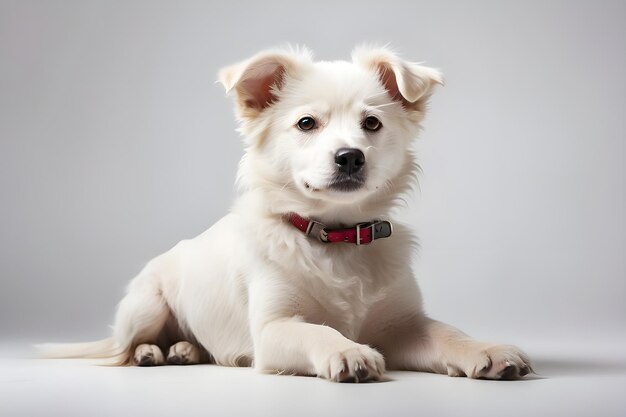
334 148 365 175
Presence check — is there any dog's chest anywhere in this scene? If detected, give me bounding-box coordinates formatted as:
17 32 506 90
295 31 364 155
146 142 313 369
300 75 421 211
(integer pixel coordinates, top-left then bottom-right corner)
288 243 391 339
258 218 409 339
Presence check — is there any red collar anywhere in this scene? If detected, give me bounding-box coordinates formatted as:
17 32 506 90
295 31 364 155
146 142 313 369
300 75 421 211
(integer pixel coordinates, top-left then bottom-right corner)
287 213 393 245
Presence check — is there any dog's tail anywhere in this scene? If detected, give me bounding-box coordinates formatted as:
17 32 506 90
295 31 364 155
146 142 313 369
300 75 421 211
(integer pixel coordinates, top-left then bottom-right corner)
35 337 124 362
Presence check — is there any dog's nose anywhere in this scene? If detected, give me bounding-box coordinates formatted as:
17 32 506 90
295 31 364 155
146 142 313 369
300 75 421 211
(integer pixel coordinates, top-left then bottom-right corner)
334 148 365 175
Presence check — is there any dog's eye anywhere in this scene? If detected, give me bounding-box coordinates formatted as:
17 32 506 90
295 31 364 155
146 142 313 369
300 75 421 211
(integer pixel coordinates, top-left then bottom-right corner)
363 116 382 132
297 117 317 131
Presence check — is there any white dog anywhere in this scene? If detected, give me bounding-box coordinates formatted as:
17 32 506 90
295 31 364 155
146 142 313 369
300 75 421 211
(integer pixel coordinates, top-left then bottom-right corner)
40 45 532 382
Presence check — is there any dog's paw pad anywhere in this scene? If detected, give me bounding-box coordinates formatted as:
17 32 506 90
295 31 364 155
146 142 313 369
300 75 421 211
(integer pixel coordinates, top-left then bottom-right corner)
134 344 164 366
319 345 385 383
166 341 200 365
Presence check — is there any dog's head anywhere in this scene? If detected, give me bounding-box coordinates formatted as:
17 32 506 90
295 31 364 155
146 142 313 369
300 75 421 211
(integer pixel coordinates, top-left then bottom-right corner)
219 46 442 217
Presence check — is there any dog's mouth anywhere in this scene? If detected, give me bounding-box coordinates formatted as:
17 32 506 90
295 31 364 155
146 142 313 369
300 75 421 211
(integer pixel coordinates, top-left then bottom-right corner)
327 170 367 192
327 178 365 192
303 177 366 194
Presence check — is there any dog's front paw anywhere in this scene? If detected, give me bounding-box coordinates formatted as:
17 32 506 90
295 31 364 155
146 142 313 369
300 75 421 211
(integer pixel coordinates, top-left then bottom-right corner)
317 344 385 383
456 344 533 380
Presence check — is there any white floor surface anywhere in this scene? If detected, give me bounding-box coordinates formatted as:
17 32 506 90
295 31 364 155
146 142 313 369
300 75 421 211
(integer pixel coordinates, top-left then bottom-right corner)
2 339 626 417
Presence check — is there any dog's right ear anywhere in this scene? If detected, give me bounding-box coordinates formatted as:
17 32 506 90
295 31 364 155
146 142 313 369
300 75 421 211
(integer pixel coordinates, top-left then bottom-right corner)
218 47 312 120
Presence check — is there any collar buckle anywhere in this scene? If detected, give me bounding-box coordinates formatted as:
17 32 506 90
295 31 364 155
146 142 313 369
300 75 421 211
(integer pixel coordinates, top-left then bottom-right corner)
356 220 393 245
355 222 365 245
372 220 393 241
305 219 329 242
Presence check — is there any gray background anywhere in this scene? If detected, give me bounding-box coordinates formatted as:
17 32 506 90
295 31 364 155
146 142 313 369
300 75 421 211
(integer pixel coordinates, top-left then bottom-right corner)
1 0 624 348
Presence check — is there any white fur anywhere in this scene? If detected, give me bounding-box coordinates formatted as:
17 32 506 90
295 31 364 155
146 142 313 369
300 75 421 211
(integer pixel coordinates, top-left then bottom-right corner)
38 45 531 381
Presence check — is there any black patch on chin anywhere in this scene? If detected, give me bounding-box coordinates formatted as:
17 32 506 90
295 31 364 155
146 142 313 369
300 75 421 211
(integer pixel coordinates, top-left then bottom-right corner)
328 171 366 192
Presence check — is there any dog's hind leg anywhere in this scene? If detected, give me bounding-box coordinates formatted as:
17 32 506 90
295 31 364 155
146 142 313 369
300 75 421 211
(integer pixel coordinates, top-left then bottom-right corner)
113 255 175 366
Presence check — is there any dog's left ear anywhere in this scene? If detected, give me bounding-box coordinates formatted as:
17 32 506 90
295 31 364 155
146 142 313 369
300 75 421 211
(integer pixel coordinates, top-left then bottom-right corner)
219 47 312 120
352 46 443 112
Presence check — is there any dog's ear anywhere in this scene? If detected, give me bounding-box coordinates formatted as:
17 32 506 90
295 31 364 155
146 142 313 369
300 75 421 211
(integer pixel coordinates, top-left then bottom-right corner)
352 46 443 112
218 47 312 119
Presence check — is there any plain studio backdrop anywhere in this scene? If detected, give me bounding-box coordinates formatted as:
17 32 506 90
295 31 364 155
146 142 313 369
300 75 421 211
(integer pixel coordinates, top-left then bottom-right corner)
1 1 625 353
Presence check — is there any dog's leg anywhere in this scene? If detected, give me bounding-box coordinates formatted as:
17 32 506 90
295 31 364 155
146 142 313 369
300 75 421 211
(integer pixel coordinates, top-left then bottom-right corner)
253 317 385 382
372 316 532 379
114 289 170 365
112 255 176 365
166 341 201 365
424 319 532 379
361 278 532 380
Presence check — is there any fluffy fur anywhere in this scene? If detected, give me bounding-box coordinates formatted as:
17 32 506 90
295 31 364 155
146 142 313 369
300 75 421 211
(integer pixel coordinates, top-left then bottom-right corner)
39 45 532 382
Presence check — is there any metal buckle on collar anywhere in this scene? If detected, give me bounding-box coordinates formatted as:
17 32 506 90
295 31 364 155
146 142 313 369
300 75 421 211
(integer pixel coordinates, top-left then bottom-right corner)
355 220 393 245
305 219 328 242
356 220 393 245
355 222 365 245
372 220 393 241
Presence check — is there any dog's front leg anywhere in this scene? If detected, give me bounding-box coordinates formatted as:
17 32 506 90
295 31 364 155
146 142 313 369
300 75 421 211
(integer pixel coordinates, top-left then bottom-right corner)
416 318 533 379
372 314 533 379
248 277 384 382
253 317 385 382
361 279 532 380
